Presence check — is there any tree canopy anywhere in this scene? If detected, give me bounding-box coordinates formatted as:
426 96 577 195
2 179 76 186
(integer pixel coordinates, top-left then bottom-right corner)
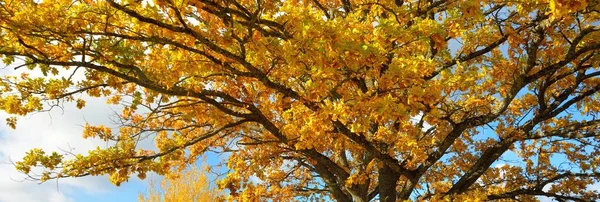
1 0 600 201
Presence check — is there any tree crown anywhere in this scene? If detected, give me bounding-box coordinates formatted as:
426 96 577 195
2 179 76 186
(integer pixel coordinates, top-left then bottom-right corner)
1 0 600 201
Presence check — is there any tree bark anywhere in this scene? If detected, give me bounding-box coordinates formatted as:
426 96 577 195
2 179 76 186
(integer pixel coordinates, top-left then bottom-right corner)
378 164 401 202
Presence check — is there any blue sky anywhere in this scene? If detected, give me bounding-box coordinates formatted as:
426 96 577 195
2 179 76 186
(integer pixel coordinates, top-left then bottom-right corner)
66 179 146 202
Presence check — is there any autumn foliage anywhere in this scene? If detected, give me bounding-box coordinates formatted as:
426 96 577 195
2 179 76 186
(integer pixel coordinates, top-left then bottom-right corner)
1 0 600 201
138 165 221 202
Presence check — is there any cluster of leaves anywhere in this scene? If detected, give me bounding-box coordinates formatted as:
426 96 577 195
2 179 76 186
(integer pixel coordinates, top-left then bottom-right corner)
1 0 600 201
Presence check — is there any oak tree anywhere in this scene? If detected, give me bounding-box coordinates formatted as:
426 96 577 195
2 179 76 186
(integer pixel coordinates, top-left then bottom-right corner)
1 0 600 201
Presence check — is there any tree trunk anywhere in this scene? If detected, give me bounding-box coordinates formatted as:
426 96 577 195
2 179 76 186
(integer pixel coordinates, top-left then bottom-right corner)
378 164 401 202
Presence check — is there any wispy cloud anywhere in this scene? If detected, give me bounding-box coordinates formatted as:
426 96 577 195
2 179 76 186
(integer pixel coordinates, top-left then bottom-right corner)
0 94 123 202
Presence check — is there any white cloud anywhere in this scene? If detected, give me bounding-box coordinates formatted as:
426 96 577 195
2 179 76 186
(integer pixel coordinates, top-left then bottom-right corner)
0 62 173 202
0 64 136 202
0 94 123 202
588 182 600 191
410 112 433 131
0 179 74 202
